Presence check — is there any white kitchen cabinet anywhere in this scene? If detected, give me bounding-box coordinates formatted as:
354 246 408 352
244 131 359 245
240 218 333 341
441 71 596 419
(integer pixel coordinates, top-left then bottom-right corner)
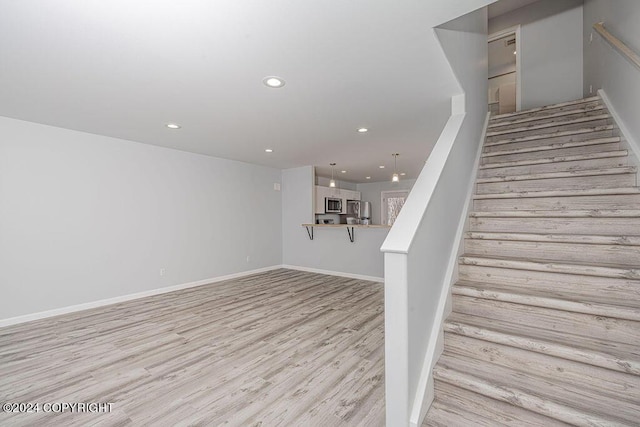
314 185 327 214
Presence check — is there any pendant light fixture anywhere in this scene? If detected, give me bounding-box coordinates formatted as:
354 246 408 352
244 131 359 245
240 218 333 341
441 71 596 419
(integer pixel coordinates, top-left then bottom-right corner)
329 163 337 188
392 153 400 182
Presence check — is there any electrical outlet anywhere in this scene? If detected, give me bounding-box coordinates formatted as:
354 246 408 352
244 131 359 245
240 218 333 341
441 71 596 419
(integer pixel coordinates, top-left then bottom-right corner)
589 85 593 94
274 183 281 191
160 268 166 277
246 256 250 263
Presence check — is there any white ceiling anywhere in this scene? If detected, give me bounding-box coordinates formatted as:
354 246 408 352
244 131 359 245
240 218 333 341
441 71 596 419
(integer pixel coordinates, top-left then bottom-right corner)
0 0 495 183
489 0 541 19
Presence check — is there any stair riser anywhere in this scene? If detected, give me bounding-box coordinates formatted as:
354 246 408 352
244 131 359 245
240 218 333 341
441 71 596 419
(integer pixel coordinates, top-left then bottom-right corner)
486 118 611 143
484 128 617 153
482 142 620 164
490 100 601 124
437 355 640 425
433 381 568 427
469 216 640 236
473 194 640 211
477 156 628 179
489 109 607 132
458 265 640 308
464 239 640 265
426 401 497 427
443 334 640 405
452 296 640 346
476 173 635 195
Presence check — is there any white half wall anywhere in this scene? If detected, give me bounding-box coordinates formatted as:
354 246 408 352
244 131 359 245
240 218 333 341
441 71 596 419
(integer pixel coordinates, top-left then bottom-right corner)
584 0 640 152
381 6 488 426
489 0 584 110
282 166 388 279
0 117 283 320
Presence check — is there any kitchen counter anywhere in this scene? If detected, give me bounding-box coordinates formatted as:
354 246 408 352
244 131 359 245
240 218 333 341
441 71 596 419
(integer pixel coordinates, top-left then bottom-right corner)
301 223 390 242
302 223 390 228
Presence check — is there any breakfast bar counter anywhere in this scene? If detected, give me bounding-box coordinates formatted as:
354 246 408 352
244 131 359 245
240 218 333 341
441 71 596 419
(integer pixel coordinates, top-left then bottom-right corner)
301 223 391 242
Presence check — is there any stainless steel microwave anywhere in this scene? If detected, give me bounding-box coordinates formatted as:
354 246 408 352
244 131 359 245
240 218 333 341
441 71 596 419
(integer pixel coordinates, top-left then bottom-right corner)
325 197 342 213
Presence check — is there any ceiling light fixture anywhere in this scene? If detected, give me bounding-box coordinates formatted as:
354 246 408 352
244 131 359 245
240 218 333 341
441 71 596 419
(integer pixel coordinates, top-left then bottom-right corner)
265 148 273 153
400 172 406 176
166 123 181 129
263 76 285 88
329 163 337 188
513 51 517 55
366 176 371 180
392 153 400 182
357 128 368 133
341 170 347 174
379 165 385 169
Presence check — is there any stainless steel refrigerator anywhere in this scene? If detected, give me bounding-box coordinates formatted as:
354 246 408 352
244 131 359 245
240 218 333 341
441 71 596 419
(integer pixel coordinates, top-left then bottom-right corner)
346 200 372 224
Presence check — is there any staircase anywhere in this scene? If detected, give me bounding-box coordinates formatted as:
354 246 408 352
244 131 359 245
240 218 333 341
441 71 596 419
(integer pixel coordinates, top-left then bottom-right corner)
423 96 640 426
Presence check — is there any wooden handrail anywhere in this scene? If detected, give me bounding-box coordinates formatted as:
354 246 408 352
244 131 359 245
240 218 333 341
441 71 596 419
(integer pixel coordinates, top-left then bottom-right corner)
593 22 640 71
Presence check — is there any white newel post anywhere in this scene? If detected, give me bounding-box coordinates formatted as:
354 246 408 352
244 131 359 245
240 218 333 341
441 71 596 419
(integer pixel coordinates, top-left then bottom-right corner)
384 252 410 426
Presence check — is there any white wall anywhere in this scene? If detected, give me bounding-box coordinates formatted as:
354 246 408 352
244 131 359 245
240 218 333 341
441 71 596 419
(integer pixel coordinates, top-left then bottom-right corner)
489 0 584 110
0 117 283 320
356 179 417 225
584 0 640 153
282 166 387 280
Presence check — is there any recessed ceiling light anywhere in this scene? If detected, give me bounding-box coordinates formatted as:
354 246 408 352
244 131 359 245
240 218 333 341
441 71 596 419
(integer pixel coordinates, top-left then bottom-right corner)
513 51 517 55
400 172 406 176
265 148 273 153
166 123 181 129
379 165 385 169
366 176 371 179
263 76 285 88
357 128 368 133
341 170 347 173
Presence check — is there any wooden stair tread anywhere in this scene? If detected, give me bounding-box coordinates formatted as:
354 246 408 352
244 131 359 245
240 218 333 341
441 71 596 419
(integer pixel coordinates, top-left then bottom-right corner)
444 312 640 375
490 96 601 120
436 354 640 426
476 166 636 183
473 187 640 200
465 231 640 246
443 333 640 406
479 150 628 169
482 137 620 157
488 105 605 129
427 382 570 427
423 400 503 427
459 255 640 279
433 366 634 427
469 209 640 218
453 281 640 321
486 114 611 138
486 124 615 147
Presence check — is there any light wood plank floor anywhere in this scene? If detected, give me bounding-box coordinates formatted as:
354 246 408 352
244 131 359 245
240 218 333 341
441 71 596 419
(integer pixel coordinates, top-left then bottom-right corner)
0 269 385 426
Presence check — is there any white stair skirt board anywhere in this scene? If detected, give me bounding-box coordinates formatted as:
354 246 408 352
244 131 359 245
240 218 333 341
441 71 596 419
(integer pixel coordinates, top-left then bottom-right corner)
423 95 640 426
0 265 284 327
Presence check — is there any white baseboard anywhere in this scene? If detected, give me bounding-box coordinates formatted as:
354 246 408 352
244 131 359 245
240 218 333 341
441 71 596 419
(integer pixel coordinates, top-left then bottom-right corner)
281 264 384 283
0 265 282 328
